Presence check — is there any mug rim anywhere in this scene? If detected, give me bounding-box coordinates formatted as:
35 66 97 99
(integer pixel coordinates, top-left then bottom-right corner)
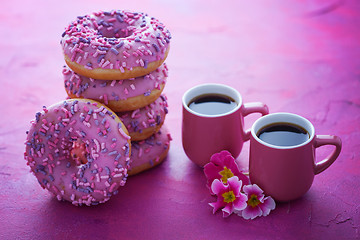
251 112 315 149
182 83 243 118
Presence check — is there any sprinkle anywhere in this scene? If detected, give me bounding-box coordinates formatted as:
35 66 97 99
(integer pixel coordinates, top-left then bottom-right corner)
115 153 122 161
110 48 119 55
84 115 91 122
97 54 105 64
93 139 100 153
101 143 106 151
152 43 160 52
116 41 124 48
131 109 140 119
122 51 130 58
102 60 110 68
138 147 143 158
35 112 41 123
103 94 108 105
109 182 117 192
118 127 130 140
108 150 117 156
113 173 123 178
116 15 124 23
76 56 82 63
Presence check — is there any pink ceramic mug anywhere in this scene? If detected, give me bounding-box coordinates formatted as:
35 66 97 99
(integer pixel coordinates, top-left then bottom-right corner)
249 112 342 202
182 83 269 167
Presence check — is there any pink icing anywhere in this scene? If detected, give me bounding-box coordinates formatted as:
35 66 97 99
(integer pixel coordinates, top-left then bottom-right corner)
24 99 131 206
63 63 168 102
117 95 168 137
130 125 171 171
61 10 171 71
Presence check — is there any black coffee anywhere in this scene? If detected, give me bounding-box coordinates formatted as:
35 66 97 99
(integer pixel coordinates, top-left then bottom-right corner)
257 122 310 147
188 94 237 115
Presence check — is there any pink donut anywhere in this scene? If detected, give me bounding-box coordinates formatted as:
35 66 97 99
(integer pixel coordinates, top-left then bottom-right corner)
24 99 131 206
61 10 171 80
63 63 168 112
128 125 171 176
117 95 168 141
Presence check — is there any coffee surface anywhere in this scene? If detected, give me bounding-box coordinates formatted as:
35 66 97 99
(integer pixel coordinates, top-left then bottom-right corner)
257 122 310 147
188 94 237 115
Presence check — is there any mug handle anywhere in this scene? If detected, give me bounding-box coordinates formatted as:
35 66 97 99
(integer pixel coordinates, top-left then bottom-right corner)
242 102 269 141
314 135 342 175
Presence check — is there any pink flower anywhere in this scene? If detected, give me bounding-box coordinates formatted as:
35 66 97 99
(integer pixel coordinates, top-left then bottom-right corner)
204 150 249 194
209 176 248 217
236 184 276 220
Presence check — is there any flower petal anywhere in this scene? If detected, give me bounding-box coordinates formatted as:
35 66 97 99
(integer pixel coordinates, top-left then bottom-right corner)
242 205 263 220
211 179 228 195
236 172 250 186
205 151 250 191
233 193 248 211
222 203 234 218
259 196 276 216
221 153 250 186
222 155 240 175
227 176 242 194
243 184 264 201
204 163 224 193
209 200 226 214
204 163 223 179
223 155 239 170
210 150 232 166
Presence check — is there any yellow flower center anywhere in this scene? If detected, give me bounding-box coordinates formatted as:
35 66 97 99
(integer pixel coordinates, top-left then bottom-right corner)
222 191 236 203
219 167 234 184
248 194 261 208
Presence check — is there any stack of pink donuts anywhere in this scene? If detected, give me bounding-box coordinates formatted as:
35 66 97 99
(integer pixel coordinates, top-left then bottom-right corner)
62 10 172 176
24 10 171 206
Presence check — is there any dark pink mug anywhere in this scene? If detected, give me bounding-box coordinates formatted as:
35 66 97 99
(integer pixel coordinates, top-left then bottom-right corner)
182 83 269 167
249 112 342 202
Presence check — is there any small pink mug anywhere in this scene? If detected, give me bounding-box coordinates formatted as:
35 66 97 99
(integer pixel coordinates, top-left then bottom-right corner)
249 112 342 202
182 83 269 167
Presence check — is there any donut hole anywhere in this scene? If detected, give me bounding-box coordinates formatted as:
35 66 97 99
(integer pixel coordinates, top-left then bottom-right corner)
70 139 89 166
96 17 136 39
97 24 134 39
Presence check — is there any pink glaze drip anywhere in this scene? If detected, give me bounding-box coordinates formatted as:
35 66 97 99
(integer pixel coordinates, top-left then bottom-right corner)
61 10 171 70
117 95 168 136
24 99 131 206
63 63 168 101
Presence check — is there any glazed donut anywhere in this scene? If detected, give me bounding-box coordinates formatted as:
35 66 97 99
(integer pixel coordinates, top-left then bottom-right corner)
117 95 168 141
63 63 168 112
128 125 171 176
61 10 171 80
24 99 131 206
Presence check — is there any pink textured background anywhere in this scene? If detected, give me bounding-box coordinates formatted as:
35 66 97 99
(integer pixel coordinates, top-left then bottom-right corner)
1 0 359 239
